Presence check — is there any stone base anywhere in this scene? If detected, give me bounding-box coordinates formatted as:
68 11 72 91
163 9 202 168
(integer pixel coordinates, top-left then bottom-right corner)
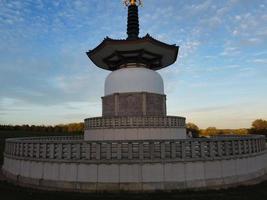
2 151 267 192
102 92 166 117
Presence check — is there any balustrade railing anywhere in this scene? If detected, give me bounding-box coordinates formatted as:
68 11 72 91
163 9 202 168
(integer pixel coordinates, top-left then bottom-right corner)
84 116 186 129
4 135 266 163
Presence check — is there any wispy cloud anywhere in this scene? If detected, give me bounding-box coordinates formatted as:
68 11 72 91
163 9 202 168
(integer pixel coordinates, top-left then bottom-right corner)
0 0 267 127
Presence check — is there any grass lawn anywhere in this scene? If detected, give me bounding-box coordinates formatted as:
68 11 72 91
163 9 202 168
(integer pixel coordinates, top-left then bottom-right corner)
0 130 266 200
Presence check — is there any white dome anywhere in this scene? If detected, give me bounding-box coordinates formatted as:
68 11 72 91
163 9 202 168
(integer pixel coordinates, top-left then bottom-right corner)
105 67 164 96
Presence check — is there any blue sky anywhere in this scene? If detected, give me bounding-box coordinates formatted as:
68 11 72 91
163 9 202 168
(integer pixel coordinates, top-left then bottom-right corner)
0 0 267 128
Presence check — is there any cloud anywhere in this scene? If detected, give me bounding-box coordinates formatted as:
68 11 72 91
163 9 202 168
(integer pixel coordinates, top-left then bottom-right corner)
0 0 267 127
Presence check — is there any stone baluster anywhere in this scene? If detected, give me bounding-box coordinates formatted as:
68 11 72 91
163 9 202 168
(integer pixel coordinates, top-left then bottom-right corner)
67 144 71 159
58 143 62 159
160 142 166 159
191 141 196 158
248 140 252 154
128 142 133 159
225 141 230 157
181 141 186 159
244 140 248 154
85 143 91 160
139 142 144 160
238 140 242 155
256 139 260 152
35 143 39 158
171 142 176 159
106 142 111 160
96 143 101 160
117 143 122 160
217 141 222 157
200 141 205 158
209 141 214 158
15 143 19 156
231 141 235 156
42 143 47 158
49 143 55 159
150 142 155 159
30 143 34 158
24 142 28 157
76 143 81 159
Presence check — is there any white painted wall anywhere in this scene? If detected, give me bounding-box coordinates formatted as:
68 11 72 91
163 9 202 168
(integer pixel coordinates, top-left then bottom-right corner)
2 151 267 191
105 67 164 95
84 128 187 141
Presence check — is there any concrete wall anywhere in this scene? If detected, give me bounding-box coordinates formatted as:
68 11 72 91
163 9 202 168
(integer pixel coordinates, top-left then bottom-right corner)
84 128 187 140
2 151 267 192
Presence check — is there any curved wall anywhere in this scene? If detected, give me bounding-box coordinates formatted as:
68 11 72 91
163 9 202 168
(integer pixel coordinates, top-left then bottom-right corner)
105 67 164 96
3 152 267 192
2 136 267 192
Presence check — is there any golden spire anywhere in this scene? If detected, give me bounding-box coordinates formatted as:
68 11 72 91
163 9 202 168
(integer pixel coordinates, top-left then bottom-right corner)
123 0 142 7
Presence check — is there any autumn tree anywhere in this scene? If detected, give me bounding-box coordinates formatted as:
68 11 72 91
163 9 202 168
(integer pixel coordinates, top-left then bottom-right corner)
250 119 267 136
186 122 200 138
202 127 218 136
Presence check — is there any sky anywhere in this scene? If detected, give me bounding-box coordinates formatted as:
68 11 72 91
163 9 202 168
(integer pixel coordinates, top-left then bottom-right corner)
0 0 267 129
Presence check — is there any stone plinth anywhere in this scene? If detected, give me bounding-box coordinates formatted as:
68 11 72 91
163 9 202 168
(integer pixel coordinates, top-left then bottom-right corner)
102 92 166 117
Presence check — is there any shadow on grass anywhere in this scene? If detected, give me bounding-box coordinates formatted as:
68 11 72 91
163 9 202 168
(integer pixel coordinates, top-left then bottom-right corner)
0 179 267 200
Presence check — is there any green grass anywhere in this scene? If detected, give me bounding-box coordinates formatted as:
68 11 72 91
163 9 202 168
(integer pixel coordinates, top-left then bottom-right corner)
0 130 267 199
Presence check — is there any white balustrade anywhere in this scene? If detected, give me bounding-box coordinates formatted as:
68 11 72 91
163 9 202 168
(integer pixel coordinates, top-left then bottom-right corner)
4 135 266 163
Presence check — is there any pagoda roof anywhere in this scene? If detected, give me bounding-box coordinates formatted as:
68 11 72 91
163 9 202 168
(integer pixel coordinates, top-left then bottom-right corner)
87 34 179 71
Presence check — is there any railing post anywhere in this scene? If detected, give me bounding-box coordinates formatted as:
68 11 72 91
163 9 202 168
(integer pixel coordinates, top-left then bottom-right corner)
225 141 230 156
49 143 54 159
67 144 71 159
76 143 81 159
231 141 235 156
248 140 252 154
24 142 28 157
238 140 242 155
217 141 222 157
128 142 133 160
200 141 205 158
191 141 196 158
139 142 144 160
209 141 214 158
42 143 47 159
182 141 186 159
244 140 248 154
30 143 34 158
171 142 176 159
96 143 100 160
117 143 122 160
85 143 91 160
106 142 111 160
160 142 166 159
58 143 62 159
150 142 155 159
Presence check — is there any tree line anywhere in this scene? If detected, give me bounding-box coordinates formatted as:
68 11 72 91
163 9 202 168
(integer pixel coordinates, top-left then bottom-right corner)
187 119 267 138
0 123 84 134
1 119 266 137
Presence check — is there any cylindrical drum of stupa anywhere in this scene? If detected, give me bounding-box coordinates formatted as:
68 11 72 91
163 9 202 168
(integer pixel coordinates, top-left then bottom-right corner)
85 0 186 140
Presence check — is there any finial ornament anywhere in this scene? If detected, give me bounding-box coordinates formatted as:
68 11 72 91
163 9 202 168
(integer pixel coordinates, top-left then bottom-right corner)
123 0 142 7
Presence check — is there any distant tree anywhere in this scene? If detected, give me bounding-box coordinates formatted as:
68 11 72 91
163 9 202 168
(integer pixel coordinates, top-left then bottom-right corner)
250 119 267 137
233 128 248 135
186 122 200 138
252 119 267 130
203 127 218 136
